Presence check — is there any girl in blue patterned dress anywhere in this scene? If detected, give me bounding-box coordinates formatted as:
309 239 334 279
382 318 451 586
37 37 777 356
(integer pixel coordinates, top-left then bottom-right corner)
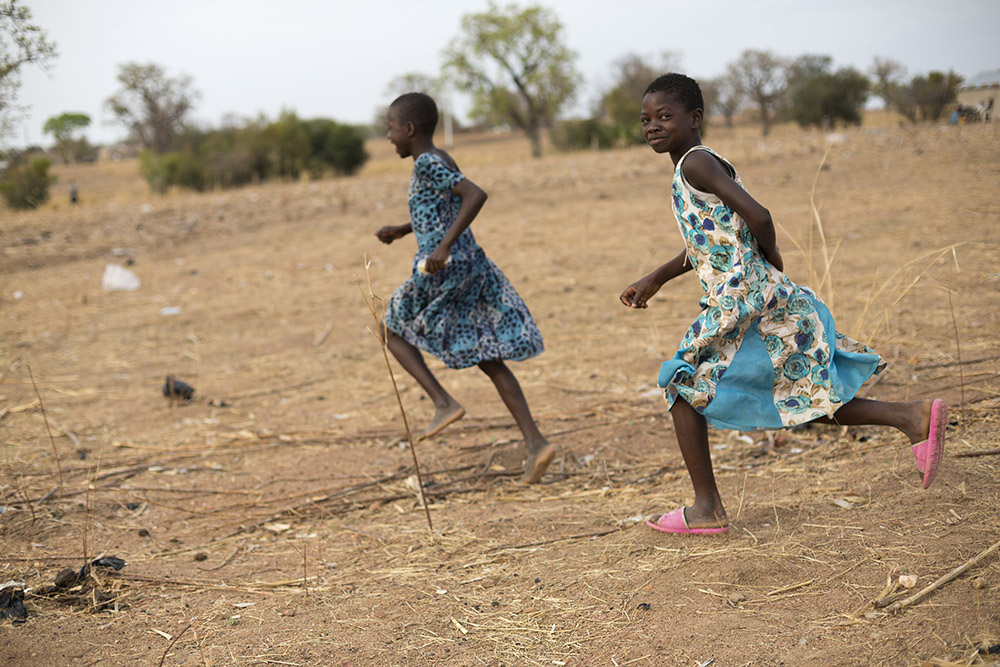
619 74 947 534
375 93 555 483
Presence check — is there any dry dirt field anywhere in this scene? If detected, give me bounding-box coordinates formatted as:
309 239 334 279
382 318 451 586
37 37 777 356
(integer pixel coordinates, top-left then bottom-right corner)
2 118 999 666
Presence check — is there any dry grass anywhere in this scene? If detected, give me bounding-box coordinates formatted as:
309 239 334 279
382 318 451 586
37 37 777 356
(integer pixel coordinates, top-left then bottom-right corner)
1 118 999 665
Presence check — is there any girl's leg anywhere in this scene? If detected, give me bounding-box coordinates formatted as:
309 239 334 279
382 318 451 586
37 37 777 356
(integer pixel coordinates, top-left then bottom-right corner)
669 397 728 528
382 325 465 439
815 397 932 444
478 360 555 483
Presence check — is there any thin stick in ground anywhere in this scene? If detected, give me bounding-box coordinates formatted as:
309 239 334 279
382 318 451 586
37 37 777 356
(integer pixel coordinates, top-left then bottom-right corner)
27 364 65 492
356 255 433 533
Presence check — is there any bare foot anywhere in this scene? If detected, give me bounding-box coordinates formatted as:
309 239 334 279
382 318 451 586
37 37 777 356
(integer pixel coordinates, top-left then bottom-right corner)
519 441 556 484
418 400 465 440
903 399 936 444
682 504 729 530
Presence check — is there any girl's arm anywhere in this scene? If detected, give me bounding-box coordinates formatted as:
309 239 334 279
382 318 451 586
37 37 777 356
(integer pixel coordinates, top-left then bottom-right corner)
375 222 412 244
423 178 487 272
682 152 784 271
619 249 693 308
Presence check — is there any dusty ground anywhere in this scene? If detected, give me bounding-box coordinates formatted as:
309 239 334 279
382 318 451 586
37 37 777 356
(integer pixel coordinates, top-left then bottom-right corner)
2 118 999 666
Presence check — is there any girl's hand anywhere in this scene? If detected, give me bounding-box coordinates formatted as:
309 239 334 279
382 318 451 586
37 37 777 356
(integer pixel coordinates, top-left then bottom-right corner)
375 224 410 244
423 244 451 273
620 274 663 309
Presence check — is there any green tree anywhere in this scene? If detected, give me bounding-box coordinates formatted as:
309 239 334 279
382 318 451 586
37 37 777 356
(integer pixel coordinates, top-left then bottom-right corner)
0 154 55 209
727 49 787 136
43 111 91 162
444 2 579 158
0 1 57 145
106 62 199 152
786 56 869 128
910 71 963 122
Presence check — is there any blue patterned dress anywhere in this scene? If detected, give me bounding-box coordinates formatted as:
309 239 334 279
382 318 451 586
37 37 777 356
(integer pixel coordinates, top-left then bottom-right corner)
384 152 544 369
658 146 885 430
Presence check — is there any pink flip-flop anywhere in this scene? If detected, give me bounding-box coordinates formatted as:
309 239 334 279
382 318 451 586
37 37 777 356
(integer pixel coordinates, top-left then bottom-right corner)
912 399 947 489
645 507 731 535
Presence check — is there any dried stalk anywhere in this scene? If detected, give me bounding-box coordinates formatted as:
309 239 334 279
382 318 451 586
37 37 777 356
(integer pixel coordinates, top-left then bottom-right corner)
356 254 433 533
156 623 191 667
946 288 966 411
27 364 64 492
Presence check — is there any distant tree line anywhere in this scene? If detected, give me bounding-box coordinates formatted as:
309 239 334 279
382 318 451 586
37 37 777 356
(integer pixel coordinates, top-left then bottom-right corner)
102 62 369 194
550 49 964 151
137 109 369 194
0 1 974 208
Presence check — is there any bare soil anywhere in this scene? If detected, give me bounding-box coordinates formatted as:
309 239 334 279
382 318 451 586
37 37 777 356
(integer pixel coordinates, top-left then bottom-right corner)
2 118 999 666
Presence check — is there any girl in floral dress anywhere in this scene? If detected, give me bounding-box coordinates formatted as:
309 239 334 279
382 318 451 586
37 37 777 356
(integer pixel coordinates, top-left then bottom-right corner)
375 93 554 483
620 74 946 533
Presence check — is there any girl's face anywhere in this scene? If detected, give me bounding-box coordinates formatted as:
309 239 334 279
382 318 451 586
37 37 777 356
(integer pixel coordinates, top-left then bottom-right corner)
386 109 413 158
640 91 701 155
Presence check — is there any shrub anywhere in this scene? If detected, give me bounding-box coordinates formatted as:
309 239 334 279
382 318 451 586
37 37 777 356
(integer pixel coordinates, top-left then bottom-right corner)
140 150 206 193
0 156 57 209
550 118 618 152
138 114 369 193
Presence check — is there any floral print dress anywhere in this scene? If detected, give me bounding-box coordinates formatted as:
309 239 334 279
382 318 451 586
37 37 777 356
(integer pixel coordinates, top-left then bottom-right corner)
657 146 885 430
384 152 544 369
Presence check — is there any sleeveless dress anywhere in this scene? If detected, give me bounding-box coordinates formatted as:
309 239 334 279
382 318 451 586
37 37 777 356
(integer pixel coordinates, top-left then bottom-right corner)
657 146 885 430
383 152 544 369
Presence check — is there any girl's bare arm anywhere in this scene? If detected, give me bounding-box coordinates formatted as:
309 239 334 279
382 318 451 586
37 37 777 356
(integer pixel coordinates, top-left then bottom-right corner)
423 177 487 272
682 151 784 271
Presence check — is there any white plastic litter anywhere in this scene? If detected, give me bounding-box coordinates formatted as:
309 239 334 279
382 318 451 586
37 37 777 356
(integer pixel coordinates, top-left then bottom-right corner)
101 264 141 291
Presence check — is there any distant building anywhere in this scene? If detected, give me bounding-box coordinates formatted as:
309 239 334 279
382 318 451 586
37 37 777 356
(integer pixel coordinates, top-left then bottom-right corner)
957 69 999 116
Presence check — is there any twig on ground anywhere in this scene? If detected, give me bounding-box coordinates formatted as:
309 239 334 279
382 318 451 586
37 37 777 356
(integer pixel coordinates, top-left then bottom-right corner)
884 538 1000 614
156 623 192 667
953 448 1000 458
488 526 624 552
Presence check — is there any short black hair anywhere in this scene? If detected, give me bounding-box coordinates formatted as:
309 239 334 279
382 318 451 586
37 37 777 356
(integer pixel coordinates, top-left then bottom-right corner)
644 73 704 112
389 92 438 135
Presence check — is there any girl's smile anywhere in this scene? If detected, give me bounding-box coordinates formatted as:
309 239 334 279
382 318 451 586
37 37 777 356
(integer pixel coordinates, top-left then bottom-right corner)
386 110 412 158
640 91 702 159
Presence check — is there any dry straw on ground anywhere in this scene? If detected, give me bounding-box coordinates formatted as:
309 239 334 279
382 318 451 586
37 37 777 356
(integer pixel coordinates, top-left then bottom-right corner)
1 119 999 665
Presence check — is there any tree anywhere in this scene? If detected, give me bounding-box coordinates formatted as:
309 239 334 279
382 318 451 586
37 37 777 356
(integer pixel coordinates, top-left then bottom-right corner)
106 62 199 152
597 52 680 143
0 1 57 145
385 72 443 100
870 57 906 109
910 71 963 122
786 56 869 128
727 50 787 136
43 111 91 162
701 72 742 127
444 3 579 158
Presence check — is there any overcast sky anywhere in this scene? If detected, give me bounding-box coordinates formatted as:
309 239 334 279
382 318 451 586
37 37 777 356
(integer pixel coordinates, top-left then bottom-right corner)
13 0 1000 147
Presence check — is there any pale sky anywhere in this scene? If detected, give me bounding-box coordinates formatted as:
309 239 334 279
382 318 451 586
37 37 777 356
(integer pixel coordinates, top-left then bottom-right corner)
13 0 1000 148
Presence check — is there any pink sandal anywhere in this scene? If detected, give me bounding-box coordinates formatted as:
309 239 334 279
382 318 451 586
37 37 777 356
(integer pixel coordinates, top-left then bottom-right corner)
646 507 731 535
912 399 946 489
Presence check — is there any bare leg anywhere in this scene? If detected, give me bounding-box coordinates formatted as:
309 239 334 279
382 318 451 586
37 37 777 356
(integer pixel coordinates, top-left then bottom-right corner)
382 324 464 439
478 360 554 483
669 398 728 529
815 397 933 444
